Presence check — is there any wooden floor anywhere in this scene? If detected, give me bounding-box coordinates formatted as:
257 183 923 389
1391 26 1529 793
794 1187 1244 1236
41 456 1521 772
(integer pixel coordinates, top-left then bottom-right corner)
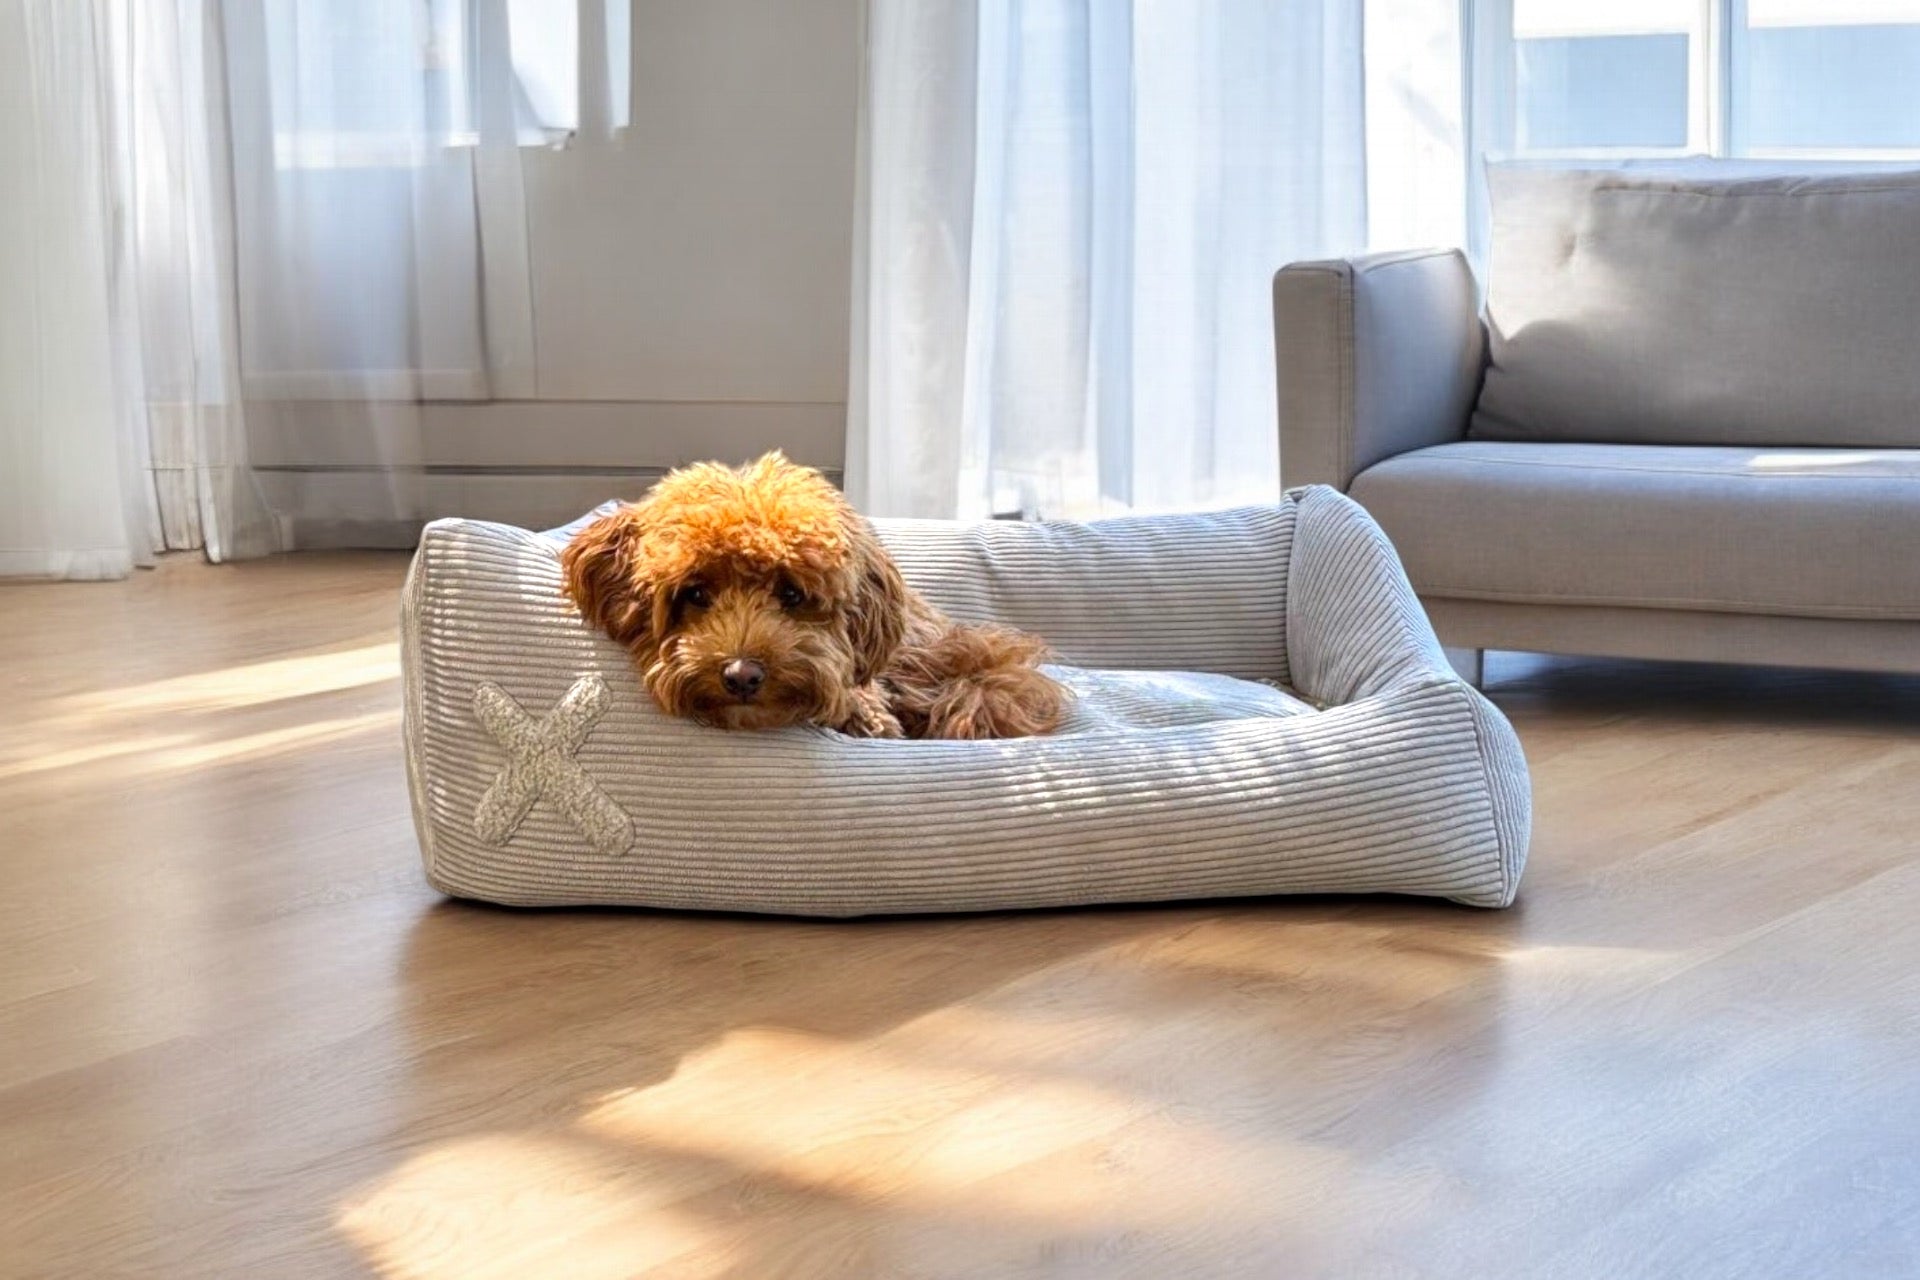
2 553 1917 1279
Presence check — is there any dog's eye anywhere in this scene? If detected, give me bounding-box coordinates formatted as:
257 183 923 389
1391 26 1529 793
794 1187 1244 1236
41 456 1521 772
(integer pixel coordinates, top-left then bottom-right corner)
776 581 807 610
678 583 711 610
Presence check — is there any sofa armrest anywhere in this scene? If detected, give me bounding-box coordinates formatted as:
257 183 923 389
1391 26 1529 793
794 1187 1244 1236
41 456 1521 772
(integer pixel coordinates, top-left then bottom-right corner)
1273 248 1485 491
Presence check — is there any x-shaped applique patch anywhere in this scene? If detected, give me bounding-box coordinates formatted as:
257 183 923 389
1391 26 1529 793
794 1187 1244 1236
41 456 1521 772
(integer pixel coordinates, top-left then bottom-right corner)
472 675 634 857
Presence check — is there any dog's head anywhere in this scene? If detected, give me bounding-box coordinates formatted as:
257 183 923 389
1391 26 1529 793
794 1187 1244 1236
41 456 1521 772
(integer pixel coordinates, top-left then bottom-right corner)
560 453 908 730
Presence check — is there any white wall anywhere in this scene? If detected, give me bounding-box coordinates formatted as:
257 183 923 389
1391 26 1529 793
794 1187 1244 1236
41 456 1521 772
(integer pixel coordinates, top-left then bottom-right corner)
528 0 858 410
260 0 861 544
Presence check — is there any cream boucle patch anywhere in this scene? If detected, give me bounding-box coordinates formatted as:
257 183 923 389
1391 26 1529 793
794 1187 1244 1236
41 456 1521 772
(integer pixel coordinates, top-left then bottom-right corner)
472 675 633 857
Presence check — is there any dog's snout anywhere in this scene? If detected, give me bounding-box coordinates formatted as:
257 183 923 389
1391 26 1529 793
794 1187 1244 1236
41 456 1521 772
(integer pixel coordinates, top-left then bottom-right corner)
721 657 766 700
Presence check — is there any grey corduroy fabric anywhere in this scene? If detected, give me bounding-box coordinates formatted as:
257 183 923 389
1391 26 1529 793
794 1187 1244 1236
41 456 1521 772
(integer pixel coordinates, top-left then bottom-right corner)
401 486 1531 913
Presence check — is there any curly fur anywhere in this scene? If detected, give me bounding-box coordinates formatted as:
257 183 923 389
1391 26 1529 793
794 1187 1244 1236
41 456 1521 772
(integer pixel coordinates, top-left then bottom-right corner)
560 453 1068 740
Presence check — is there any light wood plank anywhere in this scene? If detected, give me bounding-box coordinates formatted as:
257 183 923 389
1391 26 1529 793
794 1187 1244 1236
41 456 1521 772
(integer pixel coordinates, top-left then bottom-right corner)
2 554 1916 1278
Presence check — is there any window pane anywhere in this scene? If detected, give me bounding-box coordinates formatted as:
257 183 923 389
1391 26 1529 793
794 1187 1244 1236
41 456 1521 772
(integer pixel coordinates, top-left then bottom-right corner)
1738 2 1920 152
1514 0 1694 38
1517 33 1690 149
1509 0 1696 152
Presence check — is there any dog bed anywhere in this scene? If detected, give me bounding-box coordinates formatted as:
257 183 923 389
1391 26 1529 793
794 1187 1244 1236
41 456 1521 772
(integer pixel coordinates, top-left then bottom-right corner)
401 486 1531 912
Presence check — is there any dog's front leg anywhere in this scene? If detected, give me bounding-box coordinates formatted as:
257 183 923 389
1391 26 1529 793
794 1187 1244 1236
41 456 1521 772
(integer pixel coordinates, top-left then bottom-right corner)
834 683 905 739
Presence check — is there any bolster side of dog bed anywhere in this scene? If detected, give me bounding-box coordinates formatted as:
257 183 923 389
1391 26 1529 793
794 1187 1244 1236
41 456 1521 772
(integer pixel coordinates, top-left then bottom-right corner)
399 503 1529 913
870 504 1296 685
1286 484 1531 905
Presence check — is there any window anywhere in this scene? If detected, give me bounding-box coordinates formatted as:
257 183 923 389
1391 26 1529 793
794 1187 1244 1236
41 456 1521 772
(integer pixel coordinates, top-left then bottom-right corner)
1738 0 1920 155
1476 0 1920 161
257 0 632 170
1466 0 1920 257
261 0 476 169
1511 1 1702 153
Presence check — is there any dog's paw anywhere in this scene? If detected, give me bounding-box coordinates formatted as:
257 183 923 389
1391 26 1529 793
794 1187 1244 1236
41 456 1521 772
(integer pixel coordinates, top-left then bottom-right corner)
835 684 905 739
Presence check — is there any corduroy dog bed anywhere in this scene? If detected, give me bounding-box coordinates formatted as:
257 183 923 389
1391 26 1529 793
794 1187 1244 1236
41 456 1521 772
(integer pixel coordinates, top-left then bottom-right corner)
401 486 1531 913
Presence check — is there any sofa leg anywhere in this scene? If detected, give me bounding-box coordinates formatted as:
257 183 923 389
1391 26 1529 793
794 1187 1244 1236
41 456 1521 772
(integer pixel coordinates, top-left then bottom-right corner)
1443 647 1484 688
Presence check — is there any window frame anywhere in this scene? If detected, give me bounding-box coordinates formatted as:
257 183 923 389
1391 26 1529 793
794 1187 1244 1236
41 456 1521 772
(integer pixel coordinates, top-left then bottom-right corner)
1472 0 1920 161
1464 0 1920 259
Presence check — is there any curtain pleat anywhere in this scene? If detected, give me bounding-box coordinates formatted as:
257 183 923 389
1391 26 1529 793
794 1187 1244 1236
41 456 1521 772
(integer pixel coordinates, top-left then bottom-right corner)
0 0 159 580
2 1 630 575
847 0 1377 522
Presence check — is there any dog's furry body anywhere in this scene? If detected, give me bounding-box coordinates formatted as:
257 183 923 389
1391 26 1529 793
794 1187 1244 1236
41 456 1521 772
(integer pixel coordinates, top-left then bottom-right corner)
561 454 1068 740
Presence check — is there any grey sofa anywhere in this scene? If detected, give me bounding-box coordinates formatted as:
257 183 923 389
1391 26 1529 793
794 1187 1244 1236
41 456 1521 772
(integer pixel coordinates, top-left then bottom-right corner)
1273 164 1920 678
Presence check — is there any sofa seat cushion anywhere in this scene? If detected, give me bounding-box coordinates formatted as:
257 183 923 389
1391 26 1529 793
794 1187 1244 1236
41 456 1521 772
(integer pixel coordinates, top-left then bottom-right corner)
1349 442 1920 620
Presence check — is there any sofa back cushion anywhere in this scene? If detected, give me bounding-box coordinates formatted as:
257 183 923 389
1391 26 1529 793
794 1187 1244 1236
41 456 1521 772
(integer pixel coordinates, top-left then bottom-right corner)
1470 164 1920 448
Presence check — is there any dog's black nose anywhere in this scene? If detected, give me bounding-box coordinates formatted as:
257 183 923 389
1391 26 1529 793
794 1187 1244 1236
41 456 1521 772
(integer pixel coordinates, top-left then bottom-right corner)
722 658 766 700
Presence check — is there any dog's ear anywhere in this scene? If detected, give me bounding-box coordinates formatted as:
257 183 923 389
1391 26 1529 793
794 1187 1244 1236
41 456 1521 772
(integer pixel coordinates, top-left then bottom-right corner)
843 516 909 684
560 506 658 648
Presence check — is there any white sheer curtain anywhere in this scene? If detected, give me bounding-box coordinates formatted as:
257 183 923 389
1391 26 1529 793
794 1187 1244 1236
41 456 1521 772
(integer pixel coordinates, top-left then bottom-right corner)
222 0 629 537
2 0 290 579
1 0 161 579
225 0 536 405
113 0 278 562
847 0 1372 521
1 0 627 578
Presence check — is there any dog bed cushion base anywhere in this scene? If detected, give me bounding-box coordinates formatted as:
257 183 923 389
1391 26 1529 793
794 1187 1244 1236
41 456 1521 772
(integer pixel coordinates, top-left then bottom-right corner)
401 488 1531 914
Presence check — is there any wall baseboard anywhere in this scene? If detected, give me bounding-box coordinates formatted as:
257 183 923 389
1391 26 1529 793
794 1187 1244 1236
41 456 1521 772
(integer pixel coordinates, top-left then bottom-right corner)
278 516 429 552
248 399 846 549
259 463 845 551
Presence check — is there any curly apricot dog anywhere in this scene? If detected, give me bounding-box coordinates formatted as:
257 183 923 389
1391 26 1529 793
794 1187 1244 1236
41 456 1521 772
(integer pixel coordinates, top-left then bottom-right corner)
561 453 1068 740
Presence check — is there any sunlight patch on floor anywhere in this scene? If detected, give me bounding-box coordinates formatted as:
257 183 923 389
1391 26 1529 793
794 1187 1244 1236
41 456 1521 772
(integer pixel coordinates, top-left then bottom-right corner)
0 732 199 780
57 640 399 716
0 708 398 782
580 1024 1144 1204
336 995 1370 1278
1495 942 1679 975
337 1133 713 1280
4 639 401 783
146 708 400 771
